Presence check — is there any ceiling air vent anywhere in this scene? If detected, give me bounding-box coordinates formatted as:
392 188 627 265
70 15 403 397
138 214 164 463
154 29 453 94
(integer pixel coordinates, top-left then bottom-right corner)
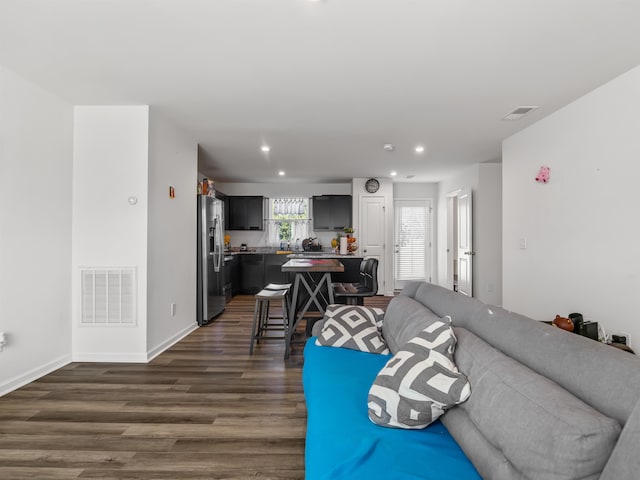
502 106 539 121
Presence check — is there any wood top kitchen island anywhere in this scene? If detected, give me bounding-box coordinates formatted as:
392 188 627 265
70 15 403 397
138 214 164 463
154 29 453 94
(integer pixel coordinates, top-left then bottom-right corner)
281 258 344 358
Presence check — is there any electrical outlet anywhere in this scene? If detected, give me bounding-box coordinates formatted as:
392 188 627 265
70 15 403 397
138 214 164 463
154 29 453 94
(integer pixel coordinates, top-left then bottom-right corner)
519 237 527 250
0 331 6 352
170 303 176 317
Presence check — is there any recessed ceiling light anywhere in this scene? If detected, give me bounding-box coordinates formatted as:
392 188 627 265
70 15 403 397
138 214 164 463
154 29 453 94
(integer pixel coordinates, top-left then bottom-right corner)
278 170 285 176
383 143 395 151
261 145 271 153
390 171 397 177
414 145 425 153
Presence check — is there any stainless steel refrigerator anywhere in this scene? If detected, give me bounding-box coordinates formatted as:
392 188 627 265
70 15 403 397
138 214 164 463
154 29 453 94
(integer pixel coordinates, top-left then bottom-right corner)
197 192 226 325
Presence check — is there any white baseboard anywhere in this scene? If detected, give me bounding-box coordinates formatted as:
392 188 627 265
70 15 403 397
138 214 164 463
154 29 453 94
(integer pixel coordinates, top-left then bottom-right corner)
147 323 199 362
1 324 199 397
72 324 197 363
0 354 71 397
71 351 149 363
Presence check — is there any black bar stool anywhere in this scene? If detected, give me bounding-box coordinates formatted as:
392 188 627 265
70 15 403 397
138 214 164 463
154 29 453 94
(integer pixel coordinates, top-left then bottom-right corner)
333 258 379 305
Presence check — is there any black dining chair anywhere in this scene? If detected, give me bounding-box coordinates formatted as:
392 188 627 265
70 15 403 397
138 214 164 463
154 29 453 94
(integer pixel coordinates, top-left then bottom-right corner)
333 258 379 305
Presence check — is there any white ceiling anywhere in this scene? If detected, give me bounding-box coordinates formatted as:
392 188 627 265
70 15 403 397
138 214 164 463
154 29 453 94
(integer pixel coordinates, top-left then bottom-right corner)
2 1 640 184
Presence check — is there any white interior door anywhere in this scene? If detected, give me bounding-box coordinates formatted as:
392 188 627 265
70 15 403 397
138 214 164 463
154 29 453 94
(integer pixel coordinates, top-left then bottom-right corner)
360 196 385 294
446 196 457 291
457 189 473 297
394 200 430 290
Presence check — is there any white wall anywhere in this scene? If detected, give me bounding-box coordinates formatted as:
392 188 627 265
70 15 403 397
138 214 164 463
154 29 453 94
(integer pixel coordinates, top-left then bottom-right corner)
503 65 640 348
475 163 502 305
147 109 198 358
71 106 149 361
436 163 502 305
394 183 438 199
0 66 73 395
216 182 351 197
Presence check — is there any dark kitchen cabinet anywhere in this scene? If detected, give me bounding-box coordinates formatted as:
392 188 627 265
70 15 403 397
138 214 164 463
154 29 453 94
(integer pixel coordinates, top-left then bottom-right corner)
225 255 240 296
312 196 332 230
227 196 264 231
240 254 264 294
264 254 291 285
312 195 352 231
332 196 352 230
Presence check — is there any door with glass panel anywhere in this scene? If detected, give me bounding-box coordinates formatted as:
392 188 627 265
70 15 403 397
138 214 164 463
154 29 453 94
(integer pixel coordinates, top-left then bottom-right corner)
394 200 431 291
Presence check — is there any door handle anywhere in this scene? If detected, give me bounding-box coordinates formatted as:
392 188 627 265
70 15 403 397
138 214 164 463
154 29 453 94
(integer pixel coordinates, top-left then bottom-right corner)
464 251 476 256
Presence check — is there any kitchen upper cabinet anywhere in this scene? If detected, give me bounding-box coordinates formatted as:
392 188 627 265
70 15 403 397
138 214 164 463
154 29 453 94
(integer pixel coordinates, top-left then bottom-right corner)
312 195 352 231
227 196 264 231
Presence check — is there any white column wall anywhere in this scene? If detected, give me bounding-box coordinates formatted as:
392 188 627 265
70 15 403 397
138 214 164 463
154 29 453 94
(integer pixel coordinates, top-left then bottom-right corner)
0 66 73 395
476 163 502 306
503 64 640 348
146 110 198 358
71 106 149 361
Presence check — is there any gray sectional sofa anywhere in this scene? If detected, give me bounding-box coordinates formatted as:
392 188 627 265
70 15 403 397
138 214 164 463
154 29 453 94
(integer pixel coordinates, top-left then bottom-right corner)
307 281 640 479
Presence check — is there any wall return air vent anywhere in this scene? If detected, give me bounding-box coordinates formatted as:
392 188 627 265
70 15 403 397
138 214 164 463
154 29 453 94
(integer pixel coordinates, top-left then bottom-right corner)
502 106 539 121
80 268 136 325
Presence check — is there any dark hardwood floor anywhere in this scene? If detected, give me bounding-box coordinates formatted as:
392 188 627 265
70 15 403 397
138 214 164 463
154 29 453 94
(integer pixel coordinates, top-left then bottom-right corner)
0 295 392 480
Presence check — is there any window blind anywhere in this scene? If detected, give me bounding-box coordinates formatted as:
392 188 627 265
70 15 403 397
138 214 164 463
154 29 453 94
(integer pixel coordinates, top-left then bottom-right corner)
395 204 429 281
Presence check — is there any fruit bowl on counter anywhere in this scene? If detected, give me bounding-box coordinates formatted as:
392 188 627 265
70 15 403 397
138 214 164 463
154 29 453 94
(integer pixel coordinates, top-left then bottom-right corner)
332 228 358 254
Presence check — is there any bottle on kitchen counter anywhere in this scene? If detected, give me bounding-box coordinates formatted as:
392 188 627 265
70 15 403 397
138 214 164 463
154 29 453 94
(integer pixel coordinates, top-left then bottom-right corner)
295 238 300 251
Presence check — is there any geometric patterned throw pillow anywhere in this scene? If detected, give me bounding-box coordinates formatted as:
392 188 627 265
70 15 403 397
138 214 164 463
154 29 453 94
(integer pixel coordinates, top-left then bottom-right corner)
315 304 389 354
367 317 471 429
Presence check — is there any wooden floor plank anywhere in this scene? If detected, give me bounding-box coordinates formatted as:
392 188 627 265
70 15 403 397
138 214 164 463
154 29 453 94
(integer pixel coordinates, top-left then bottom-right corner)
0 294 391 478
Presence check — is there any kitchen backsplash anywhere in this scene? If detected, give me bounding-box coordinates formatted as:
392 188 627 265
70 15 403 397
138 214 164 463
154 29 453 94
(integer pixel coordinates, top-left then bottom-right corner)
224 230 339 251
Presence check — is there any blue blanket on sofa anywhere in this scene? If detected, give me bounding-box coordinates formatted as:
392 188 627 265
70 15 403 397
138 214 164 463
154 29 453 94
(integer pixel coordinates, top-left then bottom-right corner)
303 340 481 480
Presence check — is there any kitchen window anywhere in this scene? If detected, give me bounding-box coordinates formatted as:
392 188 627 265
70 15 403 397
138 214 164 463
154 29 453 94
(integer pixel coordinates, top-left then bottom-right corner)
267 198 310 248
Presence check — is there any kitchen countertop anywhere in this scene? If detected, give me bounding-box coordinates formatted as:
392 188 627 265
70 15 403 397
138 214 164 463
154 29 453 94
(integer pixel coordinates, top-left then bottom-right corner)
225 248 362 258
286 253 363 259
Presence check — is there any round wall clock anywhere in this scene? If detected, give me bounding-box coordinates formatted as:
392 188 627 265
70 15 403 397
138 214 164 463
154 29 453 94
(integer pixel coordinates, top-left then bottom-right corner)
365 178 380 193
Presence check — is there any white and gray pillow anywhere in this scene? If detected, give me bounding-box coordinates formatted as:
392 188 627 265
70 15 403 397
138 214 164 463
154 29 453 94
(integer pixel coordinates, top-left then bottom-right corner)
368 318 470 429
315 304 389 354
